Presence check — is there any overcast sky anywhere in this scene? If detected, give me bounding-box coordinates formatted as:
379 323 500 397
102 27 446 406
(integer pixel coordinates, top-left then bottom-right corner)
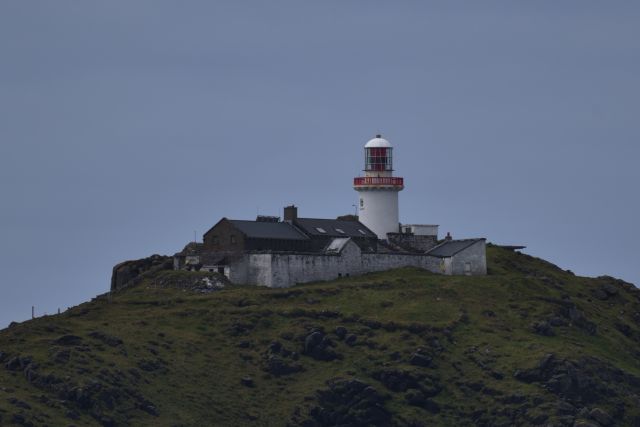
1 2 639 328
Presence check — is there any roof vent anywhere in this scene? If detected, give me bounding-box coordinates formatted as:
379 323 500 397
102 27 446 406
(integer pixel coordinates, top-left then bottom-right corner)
256 215 280 223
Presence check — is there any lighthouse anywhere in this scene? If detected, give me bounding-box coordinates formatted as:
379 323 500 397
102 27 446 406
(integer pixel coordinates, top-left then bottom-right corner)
353 134 404 240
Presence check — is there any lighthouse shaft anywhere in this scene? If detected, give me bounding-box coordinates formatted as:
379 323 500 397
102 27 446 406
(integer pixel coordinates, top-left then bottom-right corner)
353 135 404 240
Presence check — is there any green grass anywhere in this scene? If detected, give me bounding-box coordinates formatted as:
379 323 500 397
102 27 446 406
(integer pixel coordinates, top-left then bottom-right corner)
1 246 639 426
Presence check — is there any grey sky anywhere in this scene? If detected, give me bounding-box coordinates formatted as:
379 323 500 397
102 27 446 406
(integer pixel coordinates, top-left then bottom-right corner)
1 2 639 328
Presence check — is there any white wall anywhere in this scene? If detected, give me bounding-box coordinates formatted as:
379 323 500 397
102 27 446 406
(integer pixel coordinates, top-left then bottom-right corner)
357 189 400 239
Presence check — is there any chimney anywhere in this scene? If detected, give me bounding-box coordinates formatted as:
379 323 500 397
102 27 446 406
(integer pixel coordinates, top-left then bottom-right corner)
445 232 452 241
284 205 298 222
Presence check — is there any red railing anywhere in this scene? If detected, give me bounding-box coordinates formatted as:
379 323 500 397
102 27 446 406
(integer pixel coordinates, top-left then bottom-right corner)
353 177 404 186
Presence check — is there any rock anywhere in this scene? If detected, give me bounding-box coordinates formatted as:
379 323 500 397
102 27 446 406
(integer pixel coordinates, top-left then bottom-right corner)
8 397 31 410
111 254 172 291
362 319 382 329
589 408 614 426
592 288 609 301
54 335 83 346
601 283 619 296
0 351 7 363
500 393 527 404
334 326 347 340
11 414 28 425
532 321 555 336
264 355 302 376
5 356 32 371
373 369 421 392
306 379 391 426
405 390 440 413
549 316 568 327
51 349 71 364
564 306 597 335
138 359 163 372
345 334 358 346
614 322 632 337
409 351 432 368
303 331 339 361
66 410 80 420
269 341 282 354
555 400 577 415
88 331 123 347
573 420 599 427
241 376 255 387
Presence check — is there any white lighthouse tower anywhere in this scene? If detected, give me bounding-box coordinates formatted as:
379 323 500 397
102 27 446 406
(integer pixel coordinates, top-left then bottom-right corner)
353 134 404 240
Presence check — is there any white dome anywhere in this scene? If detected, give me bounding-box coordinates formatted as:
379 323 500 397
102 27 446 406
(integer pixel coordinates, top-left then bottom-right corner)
365 135 392 148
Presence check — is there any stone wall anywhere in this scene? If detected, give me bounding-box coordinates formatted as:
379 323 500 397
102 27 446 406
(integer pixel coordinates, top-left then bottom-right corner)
387 233 438 252
180 238 487 288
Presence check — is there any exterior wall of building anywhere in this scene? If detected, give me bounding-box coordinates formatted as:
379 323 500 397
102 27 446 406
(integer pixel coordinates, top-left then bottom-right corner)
203 219 245 252
387 233 438 252
357 189 400 239
401 224 439 236
450 240 487 276
176 237 487 288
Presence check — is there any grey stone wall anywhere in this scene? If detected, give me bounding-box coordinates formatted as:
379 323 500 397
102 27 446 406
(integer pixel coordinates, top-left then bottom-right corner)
387 233 438 252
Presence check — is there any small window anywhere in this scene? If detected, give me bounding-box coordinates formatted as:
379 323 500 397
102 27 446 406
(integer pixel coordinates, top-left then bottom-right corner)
357 229 367 235
315 227 326 233
212 236 219 245
335 228 345 234
230 235 236 244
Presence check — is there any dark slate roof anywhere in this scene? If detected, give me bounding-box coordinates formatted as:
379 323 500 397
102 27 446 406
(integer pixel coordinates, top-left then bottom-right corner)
228 220 310 241
294 218 377 239
427 239 485 258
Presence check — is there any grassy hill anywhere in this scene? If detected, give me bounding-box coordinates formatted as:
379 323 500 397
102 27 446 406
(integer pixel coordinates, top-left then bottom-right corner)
1 245 640 426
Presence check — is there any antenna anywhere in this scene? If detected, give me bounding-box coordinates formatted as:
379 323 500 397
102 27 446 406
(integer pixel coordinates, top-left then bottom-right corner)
194 230 197 243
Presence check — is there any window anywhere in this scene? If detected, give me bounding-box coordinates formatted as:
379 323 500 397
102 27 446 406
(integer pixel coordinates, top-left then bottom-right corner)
212 236 219 245
315 227 326 233
359 198 364 208
230 235 236 244
335 228 345 234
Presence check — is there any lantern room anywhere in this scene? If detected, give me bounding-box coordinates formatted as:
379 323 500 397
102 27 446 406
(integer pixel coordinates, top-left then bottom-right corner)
364 135 393 172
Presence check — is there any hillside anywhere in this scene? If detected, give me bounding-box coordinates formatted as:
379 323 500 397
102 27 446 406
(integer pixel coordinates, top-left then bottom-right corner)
1 245 640 426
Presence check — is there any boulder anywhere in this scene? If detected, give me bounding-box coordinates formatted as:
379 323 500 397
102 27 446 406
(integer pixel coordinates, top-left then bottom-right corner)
345 334 358 346
264 355 303 376
88 331 123 347
589 408 614 426
306 379 391 426
409 350 432 368
373 369 421 392
405 390 440 413
303 331 339 361
532 321 555 336
334 326 347 340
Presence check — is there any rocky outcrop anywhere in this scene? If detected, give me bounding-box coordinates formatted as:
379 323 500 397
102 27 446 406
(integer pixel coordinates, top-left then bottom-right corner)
301 379 391 427
514 353 640 405
110 255 173 291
